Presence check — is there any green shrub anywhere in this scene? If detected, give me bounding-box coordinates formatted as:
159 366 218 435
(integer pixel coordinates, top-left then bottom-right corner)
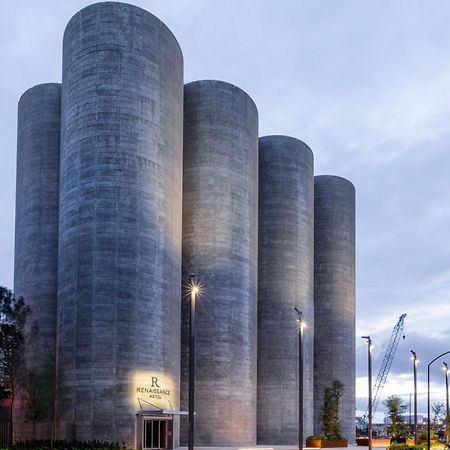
307 435 328 440
388 444 428 450
419 430 439 440
306 434 344 441
11 440 128 450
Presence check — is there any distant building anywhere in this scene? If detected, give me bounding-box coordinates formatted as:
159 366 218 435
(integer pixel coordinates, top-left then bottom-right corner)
384 415 427 425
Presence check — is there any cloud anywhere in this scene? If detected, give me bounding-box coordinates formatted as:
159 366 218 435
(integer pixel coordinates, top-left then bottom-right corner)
356 331 450 422
356 372 447 422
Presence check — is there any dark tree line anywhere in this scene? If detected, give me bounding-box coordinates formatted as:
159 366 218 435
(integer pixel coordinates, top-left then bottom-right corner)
0 286 50 443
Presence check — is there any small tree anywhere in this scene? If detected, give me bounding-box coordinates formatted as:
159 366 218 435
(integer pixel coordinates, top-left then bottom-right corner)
431 401 445 433
22 372 47 441
0 286 30 444
321 380 344 439
385 395 408 441
22 322 54 440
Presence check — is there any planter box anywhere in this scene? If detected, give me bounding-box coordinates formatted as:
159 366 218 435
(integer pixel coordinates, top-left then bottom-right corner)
306 438 348 448
373 439 391 447
356 438 390 447
356 437 441 448
417 439 441 445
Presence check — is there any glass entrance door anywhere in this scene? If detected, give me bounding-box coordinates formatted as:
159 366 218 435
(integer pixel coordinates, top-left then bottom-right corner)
143 418 169 449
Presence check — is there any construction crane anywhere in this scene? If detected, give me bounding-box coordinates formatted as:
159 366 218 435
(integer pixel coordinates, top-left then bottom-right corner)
369 313 407 417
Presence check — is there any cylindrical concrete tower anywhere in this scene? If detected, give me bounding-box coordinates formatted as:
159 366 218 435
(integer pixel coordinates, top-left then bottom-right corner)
14 83 61 440
314 175 355 443
181 80 258 446
57 3 183 447
257 136 314 444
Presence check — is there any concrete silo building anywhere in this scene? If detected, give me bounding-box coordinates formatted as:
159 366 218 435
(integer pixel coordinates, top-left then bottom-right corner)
56 2 183 447
14 83 62 440
181 80 259 446
257 136 314 443
313 175 356 443
13 3 357 448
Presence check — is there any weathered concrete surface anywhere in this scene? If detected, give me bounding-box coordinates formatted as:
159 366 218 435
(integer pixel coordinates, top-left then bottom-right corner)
56 3 183 446
181 80 259 446
257 136 314 444
313 175 356 443
14 83 61 441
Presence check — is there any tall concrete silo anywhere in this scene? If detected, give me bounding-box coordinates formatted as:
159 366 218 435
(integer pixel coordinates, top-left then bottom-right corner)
257 136 314 444
14 83 61 440
181 80 259 446
57 3 183 447
314 175 355 443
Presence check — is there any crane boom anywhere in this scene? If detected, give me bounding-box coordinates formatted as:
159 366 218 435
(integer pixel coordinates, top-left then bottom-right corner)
371 313 407 415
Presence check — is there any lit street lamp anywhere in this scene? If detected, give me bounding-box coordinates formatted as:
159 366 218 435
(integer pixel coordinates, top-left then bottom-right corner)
187 274 201 450
427 351 450 450
410 350 418 445
362 336 373 450
295 307 306 450
443 362 449 444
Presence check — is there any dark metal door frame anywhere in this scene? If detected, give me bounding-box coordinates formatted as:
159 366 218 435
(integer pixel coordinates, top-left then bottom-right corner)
142 417 172 450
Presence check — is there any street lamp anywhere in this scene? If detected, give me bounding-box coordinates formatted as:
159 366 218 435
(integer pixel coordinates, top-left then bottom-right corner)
295 307 306 450
427 351 450 450
410 350 418 444
187 274 202 450
362 336 373 450
409 392 412 436
443 362 449 444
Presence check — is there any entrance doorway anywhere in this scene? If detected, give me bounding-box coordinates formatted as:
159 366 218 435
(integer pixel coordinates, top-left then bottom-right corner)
143 418 171 450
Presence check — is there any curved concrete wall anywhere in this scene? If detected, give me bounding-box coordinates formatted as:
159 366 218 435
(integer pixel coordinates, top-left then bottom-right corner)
14 83 61 440
57 2 183 445
257 135 314 444
313 175 355 443
181 80 258 446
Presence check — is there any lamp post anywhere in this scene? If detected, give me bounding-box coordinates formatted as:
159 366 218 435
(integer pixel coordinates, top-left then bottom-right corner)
362 336 373 450
409 392 412 436
410 350 418 444
188 274 200 450
443 362 449 444
427 351 450 450
295 307 306 450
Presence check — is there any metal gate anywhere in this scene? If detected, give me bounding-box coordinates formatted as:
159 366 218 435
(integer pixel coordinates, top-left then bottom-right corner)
143 418 170 450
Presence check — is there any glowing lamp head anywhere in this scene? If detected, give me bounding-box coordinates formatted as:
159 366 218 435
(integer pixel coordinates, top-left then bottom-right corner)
297 318 307 333
294 307 307 333
186 275 203 298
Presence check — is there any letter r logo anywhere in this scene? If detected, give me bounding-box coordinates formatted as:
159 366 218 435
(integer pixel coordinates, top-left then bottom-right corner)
151 377 160 387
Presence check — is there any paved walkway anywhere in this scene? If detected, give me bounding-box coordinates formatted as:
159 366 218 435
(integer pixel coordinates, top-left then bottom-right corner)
179 445 385 450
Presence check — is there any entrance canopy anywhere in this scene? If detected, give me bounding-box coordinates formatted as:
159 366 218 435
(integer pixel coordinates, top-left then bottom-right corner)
137 398 193 416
